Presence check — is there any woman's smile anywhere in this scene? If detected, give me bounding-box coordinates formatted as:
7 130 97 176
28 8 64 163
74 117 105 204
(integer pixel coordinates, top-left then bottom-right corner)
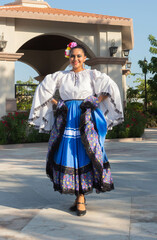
70 48 86 72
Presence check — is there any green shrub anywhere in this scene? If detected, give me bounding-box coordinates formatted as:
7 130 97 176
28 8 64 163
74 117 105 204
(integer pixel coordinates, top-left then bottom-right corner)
106 105 147 139
148 104 157 115
0 121 7 144
1 112 28 143
126 102 144 112
0 111 50 144
146 112 157 128
26 125 49 143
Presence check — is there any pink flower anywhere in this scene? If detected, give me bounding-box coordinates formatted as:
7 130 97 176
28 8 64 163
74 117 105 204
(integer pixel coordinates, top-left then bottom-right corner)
68 42 77 48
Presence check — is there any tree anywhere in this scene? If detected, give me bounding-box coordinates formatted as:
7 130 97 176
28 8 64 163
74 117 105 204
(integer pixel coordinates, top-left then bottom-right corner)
138 35 157 105
149 34 157 55
147 35 157 101
16 77 38 111
127 87 139 102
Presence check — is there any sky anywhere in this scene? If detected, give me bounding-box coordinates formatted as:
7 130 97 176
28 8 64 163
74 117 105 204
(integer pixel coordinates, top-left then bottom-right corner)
1 0 157 87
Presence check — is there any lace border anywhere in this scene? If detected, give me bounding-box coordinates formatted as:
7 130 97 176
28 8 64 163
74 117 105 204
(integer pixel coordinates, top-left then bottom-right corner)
102 92 123 114
108 117 124 129
34 96 53 112
53 182 114 196
46 104 68 181
48 161 110 175
79 104 105 181
102 92 124 128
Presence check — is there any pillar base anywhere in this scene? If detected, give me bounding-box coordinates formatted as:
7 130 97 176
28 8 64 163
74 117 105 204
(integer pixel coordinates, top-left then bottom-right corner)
6 98 17 113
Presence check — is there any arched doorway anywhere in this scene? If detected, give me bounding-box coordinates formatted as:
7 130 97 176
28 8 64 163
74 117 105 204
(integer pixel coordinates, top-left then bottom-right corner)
16 34 95 82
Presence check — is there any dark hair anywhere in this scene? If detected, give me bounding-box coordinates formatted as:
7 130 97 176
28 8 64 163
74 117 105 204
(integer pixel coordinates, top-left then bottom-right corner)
70 44 87 56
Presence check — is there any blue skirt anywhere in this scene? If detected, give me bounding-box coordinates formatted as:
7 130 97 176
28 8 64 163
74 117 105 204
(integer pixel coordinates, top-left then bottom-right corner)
47 100 114 195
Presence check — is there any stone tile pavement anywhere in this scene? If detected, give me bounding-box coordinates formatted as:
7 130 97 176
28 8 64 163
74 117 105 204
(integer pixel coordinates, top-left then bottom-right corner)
0 128 157 240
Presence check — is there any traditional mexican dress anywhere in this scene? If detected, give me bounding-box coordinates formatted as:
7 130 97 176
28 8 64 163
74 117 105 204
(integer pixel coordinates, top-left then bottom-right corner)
29 69 123 195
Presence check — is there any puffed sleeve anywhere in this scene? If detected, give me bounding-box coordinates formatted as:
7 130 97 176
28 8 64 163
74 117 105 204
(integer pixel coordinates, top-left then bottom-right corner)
92 69 124 129
28 71 61 133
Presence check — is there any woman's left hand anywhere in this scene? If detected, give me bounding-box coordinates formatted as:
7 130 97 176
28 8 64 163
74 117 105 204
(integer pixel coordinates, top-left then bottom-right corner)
98 95 108 103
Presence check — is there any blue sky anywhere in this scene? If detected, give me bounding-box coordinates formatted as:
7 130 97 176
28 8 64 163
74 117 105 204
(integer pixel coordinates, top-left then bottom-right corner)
1 0 157 87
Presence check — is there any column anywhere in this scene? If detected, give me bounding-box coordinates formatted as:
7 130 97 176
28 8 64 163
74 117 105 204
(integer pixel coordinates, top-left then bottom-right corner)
0 53 24 117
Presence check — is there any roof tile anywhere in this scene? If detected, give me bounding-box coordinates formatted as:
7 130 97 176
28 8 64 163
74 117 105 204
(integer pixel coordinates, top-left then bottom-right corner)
0 5 130 21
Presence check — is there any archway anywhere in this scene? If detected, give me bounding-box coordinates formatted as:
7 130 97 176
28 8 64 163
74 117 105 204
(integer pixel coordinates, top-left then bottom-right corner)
16 33 95 81
15 61 39 83
14 61 39 111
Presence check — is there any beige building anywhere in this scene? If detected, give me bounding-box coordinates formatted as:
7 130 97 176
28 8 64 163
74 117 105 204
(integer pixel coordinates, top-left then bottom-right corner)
0 0 134 117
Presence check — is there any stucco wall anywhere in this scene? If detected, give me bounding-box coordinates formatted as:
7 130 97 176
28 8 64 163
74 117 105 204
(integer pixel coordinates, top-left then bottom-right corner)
0 15 127 117
0 18 15 53
0 61 15 117
14 19 97 57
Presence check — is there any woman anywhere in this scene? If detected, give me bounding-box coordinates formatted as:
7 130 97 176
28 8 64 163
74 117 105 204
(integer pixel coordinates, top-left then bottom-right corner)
29 42 123 216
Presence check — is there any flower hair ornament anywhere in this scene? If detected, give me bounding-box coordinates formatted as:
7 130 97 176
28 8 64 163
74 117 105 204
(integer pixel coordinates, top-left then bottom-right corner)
65 42 77 58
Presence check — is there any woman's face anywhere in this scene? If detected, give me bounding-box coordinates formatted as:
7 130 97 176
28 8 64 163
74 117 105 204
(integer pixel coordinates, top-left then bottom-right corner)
69 48 86 71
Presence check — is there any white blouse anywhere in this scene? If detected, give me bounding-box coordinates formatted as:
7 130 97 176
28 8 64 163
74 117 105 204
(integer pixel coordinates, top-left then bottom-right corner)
29 69 124 132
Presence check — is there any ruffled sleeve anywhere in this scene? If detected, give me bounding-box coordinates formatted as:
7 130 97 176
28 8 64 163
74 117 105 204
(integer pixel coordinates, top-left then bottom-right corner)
92 69 124 129
28 71 61 133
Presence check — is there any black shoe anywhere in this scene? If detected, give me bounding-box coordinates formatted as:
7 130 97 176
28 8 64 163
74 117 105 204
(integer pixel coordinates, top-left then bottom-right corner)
76 202 86 216
69 204 77 211
69 198 77 211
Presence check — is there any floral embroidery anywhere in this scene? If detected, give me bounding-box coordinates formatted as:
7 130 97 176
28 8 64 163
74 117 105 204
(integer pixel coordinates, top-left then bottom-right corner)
46 97 114 195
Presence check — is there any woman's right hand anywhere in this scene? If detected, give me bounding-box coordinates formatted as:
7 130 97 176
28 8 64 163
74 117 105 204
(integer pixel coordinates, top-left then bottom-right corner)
51 98 58 105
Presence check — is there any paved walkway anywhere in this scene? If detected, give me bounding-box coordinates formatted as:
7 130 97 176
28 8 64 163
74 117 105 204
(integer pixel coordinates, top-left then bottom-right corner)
0 129 157 240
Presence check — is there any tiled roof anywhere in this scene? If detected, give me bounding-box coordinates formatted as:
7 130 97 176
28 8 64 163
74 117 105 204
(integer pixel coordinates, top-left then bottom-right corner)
0 5 130 21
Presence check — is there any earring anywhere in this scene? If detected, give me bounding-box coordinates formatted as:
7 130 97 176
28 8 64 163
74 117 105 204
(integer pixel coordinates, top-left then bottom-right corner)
83 63 85 69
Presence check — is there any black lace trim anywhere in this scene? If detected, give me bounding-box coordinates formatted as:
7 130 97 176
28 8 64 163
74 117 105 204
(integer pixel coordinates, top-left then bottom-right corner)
28 116 51 133
108 117 124 129
34 97 53 112
93 182 114 193
104 109 109 116
28 116 40 122
102 92 123 114
28 97 53 129
46 103 68 181
53 183 93 195
53 182 114 196
28 116 49 124
79 102 104 182
48 161 110 175
53 161 92 175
